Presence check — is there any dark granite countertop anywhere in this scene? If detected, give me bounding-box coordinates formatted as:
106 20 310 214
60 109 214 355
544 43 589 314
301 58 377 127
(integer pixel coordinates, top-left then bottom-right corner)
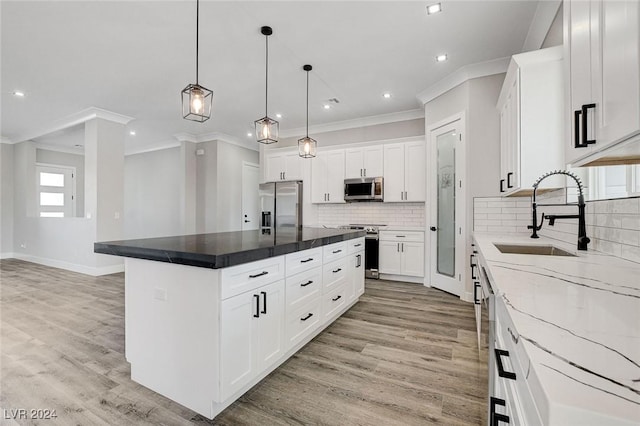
94 227 365 269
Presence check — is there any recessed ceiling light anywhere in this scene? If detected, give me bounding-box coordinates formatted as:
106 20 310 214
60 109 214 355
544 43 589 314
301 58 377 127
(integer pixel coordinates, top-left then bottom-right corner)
276 113 282 118
13 91 25 97
323 104 331 110
129 131 136 136
436 54 448 62
426 3 442 15
383 93 392 99
247 132 253 137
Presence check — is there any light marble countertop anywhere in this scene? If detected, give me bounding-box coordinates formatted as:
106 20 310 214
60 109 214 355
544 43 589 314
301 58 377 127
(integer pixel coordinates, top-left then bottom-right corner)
473 232 640 425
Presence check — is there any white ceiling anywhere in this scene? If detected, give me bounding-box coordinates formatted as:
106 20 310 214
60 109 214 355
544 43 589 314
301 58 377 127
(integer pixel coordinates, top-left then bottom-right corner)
1 0 542 154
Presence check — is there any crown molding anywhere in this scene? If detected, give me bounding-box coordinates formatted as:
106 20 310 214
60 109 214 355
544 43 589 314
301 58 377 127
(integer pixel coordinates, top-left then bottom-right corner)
522 0 562 53
33 142 84 155
173 131 259 152
416 57 510 105
125 140 181 157
13 107 134 144
279 109 424 139
1 137 13 145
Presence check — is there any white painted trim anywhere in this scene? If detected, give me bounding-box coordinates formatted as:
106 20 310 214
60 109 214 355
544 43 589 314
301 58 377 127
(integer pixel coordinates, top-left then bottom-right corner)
125 140 181 157
1 137 13 145
279 109 424 139
264 135 425 156
378 274 424 284
11 253 124 276
13 107 134 144
173 132 259 152
461 291 474 304
416 57 510 105
33 142 85 155
522 0 562 52
0 252 16 259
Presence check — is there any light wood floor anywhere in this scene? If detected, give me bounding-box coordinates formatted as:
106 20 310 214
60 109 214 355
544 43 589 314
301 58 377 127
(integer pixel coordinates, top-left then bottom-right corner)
0 259 487 425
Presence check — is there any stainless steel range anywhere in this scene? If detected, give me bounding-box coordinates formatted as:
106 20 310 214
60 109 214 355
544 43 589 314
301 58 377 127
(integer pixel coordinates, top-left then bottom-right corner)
343 224 385 279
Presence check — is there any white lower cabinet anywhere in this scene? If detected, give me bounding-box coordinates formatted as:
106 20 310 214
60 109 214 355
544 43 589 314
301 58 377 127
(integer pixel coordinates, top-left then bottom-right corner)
350 249 365 298
379 231 425 278
285 297 322 349
220 279 285 400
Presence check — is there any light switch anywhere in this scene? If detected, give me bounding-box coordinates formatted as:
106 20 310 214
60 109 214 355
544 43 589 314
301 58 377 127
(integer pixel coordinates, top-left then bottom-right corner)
114 212 120 219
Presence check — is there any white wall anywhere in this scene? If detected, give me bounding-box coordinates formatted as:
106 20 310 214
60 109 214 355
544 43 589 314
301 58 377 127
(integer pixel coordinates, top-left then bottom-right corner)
36 148 85 217
1 143 14 256
541 3 563 49
124 147 182 239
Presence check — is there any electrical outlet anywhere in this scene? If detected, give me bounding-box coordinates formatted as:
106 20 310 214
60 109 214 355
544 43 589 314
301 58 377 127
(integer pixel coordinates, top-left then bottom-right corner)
114 212 120 220
196 149 205 156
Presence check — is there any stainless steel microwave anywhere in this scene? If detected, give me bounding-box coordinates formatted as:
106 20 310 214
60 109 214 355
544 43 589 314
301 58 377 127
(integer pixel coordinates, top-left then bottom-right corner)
344 177 384 202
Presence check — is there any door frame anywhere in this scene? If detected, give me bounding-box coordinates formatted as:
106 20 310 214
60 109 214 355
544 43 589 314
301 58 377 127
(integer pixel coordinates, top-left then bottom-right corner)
425 112 467 298
241 161 260 231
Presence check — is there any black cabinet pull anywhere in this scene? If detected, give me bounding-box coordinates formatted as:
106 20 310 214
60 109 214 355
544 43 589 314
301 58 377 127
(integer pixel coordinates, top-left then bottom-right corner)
332 249 342 254
495 349 517 380
249 271 268 279
470 254 476 268
260 291 267 314
490 397 510 425
500 179 505 193
396 235 406 238
332 295 342 302
300 280 313 287
582 103 597 146
332 268 342 273
300 258 314 263
507 172 513 188
354 243 362 247
253 294 260 318
474 282 480 305
574 109 583 148
301 313 313 321
356 254 361 268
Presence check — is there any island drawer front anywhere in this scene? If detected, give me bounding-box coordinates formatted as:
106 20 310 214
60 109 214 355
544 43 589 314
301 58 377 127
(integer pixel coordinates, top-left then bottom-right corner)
323 241 348 263
322 281 348 322
285 247 323 277
286 297 322 350
347 237 365 255
285 267 322 312
322 258 349 291
379 230 424 242
495 297 530 375
221 257 285 300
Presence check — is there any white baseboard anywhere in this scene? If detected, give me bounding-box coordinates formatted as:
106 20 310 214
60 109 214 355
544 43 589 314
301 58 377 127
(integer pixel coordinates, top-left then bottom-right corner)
0 252 16 259
461 291 474 303
378 273 425 284
11 253 124 276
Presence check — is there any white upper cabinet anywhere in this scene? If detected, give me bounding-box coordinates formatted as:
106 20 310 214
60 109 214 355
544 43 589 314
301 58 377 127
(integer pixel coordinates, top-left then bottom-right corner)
265 151 303 182
383 141 426 202
311 149 346 204
565 0 640 166
344 146 384 179
497 46 565 196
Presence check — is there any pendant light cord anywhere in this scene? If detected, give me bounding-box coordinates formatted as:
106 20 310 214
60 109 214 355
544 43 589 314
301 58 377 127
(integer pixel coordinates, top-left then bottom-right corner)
195 0 199 84
265 34 269 116
306 70 309 137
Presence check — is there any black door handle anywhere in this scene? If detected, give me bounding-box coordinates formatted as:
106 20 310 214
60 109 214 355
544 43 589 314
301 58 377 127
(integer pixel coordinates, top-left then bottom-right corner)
582 103 596 146
253 294 260 318
495 349 517 380
301 313 313 321
332 268 342 273
500 179 505 193
249 271 268 278
332 295 342 302
490 397 510 425
430 226 436 232
260 291 267 314
507 172 513 188
244 220 250 223
300 280 313 287
300 258 314 263
474 282 480 304
574 109 583 148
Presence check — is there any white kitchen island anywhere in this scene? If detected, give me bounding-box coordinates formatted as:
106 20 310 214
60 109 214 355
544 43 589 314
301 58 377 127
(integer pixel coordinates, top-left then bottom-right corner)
95 228 365 419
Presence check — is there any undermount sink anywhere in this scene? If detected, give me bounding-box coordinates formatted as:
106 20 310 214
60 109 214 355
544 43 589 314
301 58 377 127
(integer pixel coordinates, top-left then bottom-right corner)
493 243 576 257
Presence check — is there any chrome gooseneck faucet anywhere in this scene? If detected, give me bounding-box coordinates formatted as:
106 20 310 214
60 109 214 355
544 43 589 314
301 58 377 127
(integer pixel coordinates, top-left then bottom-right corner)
527 170 591 250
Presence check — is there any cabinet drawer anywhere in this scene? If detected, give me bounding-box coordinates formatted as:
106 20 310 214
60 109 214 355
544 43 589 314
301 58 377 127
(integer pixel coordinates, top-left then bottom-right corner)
221 257 285 300
322 281 348 321
286 297 322 350
323 241 348 263
347 237 365 254
285 247 322 277
322 258 348 291
285 267 322 311
379 230 424 242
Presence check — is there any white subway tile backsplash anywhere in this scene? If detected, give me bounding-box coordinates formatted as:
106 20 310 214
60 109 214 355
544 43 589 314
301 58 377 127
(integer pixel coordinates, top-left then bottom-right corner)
474 193 640 264
317 202 425 227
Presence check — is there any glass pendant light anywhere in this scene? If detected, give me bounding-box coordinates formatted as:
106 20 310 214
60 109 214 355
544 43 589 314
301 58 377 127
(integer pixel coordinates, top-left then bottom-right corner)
298 64 317 158
181 0 212 122
255 26 279 144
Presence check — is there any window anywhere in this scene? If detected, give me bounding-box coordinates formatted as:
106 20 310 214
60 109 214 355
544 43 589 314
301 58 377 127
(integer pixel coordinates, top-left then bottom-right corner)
587 164 640 200
36 164 76 218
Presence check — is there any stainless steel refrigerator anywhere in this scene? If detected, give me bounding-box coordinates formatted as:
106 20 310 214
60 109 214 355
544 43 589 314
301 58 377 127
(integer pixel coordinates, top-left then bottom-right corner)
259 181 303 234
